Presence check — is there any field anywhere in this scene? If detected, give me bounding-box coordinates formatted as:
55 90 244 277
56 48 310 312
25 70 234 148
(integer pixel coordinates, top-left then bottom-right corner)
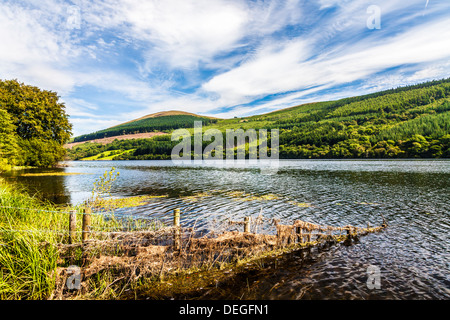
79 149 136 161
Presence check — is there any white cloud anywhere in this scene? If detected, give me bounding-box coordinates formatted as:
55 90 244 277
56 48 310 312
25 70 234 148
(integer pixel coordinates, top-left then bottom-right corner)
202 39 313 105
0 1 87 94
76 0 249 69
245 0 303 36
76 0 305 70
201 15 450 108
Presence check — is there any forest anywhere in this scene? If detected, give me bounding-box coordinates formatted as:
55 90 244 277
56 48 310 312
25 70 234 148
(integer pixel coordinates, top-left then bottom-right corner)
0 79 72 171
67 78 450 161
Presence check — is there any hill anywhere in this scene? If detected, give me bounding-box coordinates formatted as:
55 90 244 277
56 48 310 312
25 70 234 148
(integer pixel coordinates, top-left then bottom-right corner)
111 110 218 127
72 110 218 143
64 132 167 149
67 78 450 160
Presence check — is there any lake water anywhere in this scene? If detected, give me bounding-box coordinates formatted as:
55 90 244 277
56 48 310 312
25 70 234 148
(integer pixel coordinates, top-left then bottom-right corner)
3 159 449 299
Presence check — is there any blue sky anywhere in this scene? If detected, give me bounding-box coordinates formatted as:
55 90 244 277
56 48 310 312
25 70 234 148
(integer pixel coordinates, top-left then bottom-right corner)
1 0 449 137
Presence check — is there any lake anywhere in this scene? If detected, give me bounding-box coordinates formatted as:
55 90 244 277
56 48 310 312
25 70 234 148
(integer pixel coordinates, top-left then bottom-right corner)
2 159 449 299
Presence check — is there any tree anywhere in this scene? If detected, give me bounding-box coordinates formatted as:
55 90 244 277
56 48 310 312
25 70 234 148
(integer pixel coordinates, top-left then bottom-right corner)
0 108 19 171
0 79 72 167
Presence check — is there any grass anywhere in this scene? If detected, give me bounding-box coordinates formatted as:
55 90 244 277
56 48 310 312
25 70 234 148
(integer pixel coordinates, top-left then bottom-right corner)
90 195 168 210
0 178 162 299
0 182 263 300
0 180 64 299
80 149 135 161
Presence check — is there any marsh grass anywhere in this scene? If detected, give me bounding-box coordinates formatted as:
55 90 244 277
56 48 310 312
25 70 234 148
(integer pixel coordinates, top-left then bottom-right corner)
0 177 162 299
0 181 64 299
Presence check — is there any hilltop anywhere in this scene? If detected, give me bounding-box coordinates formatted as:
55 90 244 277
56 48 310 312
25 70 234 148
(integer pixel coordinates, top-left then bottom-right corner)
72 110 218 143
67 78 450 160
64 132 167 149
110 110 218 127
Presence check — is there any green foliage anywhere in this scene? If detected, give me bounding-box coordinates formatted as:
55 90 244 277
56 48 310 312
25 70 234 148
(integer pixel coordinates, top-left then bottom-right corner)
0 175 162 299
89 167 120 208
0 79 72 168
0 182 63 299
17 138 67 167
0 108 18 171
67 137 177 161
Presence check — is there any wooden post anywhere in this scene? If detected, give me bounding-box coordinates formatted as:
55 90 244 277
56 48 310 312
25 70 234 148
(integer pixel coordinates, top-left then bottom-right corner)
82 207 91 243
296 227 303 243
69 210 77 244
174 209 181 250
346 226 353 241
276 227 281 247
244 217 250 233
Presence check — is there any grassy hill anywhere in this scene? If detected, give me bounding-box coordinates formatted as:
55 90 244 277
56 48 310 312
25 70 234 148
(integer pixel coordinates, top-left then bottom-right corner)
73 111 218 143
114 110 218 126
67 78 450 160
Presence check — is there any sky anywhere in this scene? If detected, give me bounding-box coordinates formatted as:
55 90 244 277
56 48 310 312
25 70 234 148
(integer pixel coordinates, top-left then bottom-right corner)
1 0 450 137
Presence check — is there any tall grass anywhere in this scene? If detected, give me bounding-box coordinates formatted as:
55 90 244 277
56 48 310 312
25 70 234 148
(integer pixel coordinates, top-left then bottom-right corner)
0 177 153 299
0 181 64 299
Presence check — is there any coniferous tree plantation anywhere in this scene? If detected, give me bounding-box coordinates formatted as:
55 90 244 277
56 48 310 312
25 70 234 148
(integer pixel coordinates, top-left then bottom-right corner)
67 78 450 161
0 79 72 171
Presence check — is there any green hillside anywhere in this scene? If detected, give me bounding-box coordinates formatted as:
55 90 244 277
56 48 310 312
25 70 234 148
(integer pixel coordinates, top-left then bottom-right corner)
73 112 218 143
67 78 450 160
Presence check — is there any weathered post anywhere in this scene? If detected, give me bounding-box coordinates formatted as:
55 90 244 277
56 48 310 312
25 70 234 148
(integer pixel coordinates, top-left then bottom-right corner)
346 226 353 242
174 208 181 250
82 207 91 243
244 216 250 233
296 226 303 243
69 210 77 244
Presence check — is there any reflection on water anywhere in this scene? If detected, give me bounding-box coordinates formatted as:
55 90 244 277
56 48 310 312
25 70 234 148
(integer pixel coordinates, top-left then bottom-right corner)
2 159 449 299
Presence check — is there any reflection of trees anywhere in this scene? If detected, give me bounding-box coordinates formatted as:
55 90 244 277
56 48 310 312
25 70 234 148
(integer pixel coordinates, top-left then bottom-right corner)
33 176 71 205
8 169 72 205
